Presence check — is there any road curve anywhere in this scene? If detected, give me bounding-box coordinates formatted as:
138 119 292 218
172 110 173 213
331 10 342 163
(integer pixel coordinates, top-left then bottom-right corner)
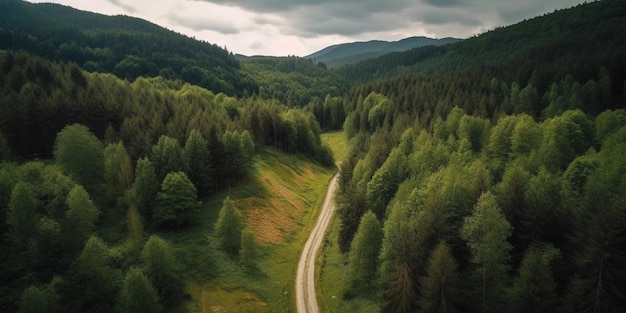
296 173 339 313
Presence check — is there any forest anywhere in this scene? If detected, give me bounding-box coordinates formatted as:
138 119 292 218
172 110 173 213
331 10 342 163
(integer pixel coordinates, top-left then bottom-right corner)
1 0 625 312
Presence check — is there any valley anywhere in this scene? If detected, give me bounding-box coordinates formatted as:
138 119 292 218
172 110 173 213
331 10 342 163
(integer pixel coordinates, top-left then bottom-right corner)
1 0 626 312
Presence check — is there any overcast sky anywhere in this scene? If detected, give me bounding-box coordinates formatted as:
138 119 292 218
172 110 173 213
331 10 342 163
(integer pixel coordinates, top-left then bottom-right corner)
28 0 586 56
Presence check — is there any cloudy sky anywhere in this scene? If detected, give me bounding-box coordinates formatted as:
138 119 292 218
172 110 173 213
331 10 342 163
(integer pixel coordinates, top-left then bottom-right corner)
28 0 586 56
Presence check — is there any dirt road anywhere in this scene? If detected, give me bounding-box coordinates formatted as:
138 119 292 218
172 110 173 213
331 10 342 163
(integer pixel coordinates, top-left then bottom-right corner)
296 173 339 313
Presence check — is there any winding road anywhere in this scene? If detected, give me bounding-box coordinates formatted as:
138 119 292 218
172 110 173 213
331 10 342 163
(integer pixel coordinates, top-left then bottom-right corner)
296 173 339 313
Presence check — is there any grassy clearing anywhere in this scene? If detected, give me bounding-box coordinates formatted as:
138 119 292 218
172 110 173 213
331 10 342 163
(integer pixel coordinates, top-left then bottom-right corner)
161 148 334 312
321 131 348 163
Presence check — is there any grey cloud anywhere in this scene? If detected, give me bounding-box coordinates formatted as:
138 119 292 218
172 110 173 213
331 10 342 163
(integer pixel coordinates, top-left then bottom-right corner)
106 0 137 13
192 0 585 39
169 13 240 34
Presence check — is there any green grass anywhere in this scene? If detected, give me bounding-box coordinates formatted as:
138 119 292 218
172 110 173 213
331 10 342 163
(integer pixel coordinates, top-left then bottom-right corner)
321 131 348 163
158 147 335 312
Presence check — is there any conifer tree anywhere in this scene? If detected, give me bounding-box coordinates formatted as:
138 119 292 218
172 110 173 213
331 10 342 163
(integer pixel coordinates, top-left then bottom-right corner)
141 235 182 306
460 192 512 313
214 197 243 255
116 267 162 313
348 211 382 290
419 241 461 313
184 129 212 197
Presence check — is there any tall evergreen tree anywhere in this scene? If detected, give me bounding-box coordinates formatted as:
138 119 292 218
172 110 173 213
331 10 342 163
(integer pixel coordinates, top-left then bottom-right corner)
214 197 243 255
131 157 159 216
510 243 561 313
116 267 162 313
151 136 186 182
141 235 182 306
348 211 383 290
103 141 133 203
419 241 461 313
65 185 99 250
460 192 512 313
184 129 212 197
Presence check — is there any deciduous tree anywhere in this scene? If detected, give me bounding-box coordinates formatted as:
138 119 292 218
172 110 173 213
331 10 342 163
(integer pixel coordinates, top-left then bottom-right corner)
153 172 199 228
53 124 104 189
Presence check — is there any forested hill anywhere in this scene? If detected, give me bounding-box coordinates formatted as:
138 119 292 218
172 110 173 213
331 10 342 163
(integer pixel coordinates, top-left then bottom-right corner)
305 36 460 68
339 0 626 88
0 0 257 96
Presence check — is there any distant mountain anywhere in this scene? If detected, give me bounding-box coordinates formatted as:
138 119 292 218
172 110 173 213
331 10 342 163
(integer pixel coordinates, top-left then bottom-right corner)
0 0 257 96
305 36 460 68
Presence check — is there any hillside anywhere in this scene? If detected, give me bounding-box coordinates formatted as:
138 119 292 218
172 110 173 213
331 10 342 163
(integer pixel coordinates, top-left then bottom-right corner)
305 36 460 68
326 0 626 312
239 56 350 107
339 0 626 87
0 0 257 96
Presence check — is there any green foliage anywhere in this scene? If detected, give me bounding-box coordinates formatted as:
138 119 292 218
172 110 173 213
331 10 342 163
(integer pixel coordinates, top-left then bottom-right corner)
366 147 409 218
141 235 183 306
19 280 60 313
214 197 243 255
419 241 461 313
510 243 561 313
241 56 349 107
116 267 162 313
348 211 382 290
379 200 421 313
221 130 254 187
184 129 212 197
7 182 39 250
53 124 104 189
151 136 186 182
0 1 256 97
103 141 133 203
153 171 199 228
67 236 122 313
131 157 159 216
65 185 99 250
460 192 512 313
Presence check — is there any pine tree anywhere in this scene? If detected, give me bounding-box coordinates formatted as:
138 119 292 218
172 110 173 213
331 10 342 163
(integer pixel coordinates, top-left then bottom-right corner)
419 241 461 313
184 129 212 197
348 211 382 290
510 243 561 313
141 235 182 306
131 157 159 216
214 197 243 255
116 267 162 313
460 192 512 313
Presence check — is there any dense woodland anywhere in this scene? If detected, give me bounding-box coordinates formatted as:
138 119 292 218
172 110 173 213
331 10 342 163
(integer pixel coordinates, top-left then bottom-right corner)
332 0 626 312
1 0 626 312
0 0 257 96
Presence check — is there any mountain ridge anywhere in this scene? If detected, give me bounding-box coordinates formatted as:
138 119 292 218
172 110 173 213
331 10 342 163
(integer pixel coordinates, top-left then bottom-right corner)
305 36 460 68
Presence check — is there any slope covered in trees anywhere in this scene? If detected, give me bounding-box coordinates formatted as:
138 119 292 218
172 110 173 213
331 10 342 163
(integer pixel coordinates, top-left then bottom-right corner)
328 1 626 312
0 50 335 312
240 55 350 107
339 0 626 98
0 0 257 96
